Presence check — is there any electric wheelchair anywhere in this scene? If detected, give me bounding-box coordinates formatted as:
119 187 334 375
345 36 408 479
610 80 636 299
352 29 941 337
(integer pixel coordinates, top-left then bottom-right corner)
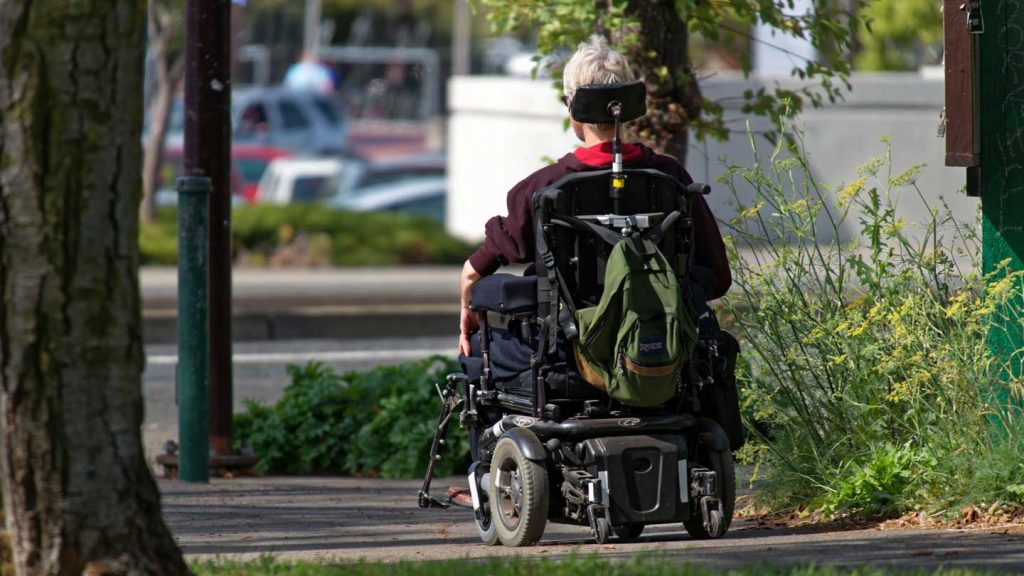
418 81 742 547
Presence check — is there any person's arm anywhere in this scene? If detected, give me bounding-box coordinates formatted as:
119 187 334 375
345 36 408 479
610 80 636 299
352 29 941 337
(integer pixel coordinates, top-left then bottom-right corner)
458 259 482 356
658 155 732 300
690 194 732 299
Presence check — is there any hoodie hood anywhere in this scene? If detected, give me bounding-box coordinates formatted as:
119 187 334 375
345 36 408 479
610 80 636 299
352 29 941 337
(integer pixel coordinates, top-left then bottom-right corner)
572 141 645 167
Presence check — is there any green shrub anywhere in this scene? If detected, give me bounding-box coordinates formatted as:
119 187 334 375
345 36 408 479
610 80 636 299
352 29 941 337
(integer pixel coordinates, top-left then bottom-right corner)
723 132 1024 518
138 210 178 265
233 357 471 478
139 204 475 266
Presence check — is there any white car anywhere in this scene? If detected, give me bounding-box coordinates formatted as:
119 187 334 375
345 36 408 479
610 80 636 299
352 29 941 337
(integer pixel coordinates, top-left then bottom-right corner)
256 158 347 204
335 151 446 198
330 176 447 223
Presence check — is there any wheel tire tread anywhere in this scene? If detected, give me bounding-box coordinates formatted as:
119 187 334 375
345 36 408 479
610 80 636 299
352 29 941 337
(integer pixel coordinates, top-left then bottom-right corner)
491 437 548 547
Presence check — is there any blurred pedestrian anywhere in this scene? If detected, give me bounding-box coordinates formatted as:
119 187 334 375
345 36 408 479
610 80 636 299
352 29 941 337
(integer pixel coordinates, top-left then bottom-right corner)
284 51 335 95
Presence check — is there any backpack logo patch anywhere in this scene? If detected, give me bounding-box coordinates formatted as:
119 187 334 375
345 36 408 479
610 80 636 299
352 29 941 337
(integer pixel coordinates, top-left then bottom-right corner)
639 337 665 357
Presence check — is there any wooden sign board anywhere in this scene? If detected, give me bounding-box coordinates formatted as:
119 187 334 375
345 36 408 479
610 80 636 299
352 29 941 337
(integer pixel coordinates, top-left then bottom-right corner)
944 0 980 167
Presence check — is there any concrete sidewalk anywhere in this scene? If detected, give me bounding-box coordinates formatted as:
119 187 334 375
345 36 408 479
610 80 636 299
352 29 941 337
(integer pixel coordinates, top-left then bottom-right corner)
160 475 1024 570
142 266 462 343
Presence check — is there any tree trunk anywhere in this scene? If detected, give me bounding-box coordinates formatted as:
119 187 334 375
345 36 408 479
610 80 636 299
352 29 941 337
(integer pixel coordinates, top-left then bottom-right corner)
0 1 189 574
141 3 184 224
143 86 170 224
141 70 180 224
622 0 701 165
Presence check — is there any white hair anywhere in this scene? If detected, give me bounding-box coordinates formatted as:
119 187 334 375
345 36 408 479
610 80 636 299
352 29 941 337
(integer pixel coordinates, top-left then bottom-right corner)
562 35 635 106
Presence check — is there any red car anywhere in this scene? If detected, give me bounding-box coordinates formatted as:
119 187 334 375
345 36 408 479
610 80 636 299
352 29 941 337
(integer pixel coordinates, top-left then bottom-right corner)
158 145 289 204
232 144 291 203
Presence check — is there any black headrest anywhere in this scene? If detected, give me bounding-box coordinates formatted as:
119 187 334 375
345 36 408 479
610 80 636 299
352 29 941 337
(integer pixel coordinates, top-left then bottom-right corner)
570 81 646 124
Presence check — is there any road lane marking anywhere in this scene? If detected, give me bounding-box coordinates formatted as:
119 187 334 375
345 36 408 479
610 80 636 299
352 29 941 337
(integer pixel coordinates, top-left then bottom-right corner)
146 348 455 366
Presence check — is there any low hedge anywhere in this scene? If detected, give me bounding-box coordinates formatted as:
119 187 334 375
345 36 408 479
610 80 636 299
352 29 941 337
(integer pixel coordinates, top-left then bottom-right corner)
140 205 475 266
233 358 471 478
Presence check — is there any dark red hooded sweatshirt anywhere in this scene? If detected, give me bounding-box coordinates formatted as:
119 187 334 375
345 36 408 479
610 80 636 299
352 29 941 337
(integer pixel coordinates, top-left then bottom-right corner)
468 142 732 300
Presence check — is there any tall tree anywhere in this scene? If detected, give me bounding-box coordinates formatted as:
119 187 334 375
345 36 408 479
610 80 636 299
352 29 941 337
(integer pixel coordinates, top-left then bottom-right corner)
480 0 861 164
854 0 943 71
142 0 186 223
0 1 189 574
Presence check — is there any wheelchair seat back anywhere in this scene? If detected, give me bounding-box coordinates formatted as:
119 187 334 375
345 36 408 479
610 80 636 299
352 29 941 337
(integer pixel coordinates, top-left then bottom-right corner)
533 168 694 319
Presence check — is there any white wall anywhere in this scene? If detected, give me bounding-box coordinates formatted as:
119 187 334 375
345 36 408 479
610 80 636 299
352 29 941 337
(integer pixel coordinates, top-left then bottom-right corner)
447 73 979 244
447 77 579 241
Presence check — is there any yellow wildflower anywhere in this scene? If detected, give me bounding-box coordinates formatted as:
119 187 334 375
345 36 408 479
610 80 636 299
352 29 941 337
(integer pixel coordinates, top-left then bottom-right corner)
838 177 866 206
740 201 766 219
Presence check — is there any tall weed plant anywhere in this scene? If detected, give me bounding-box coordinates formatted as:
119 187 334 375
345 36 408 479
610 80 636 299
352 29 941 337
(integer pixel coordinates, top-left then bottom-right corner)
723 132 1024 518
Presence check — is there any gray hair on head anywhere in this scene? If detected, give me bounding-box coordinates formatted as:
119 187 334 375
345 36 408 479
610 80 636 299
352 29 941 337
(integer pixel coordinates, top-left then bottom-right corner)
562 34 636 107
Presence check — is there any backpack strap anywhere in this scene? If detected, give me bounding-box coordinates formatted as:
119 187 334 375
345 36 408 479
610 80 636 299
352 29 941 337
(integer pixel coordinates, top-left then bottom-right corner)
553 210 681 247
641 210 681 245
553 210 682 262
551 215 624 247
535 206 574 353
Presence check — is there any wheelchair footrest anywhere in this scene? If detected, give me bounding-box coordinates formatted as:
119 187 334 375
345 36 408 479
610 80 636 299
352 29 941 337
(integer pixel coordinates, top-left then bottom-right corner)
417 491 450 509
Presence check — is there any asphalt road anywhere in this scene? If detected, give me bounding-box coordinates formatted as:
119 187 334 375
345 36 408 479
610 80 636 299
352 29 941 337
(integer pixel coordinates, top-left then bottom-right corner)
143 336 455 462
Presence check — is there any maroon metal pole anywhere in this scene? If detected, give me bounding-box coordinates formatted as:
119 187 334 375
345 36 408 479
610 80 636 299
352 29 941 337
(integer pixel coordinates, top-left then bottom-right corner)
184 0 234 457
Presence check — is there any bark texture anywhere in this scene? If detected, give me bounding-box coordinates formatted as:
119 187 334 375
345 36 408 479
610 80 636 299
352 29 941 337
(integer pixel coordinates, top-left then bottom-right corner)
621 0 701 165
0 1 189 574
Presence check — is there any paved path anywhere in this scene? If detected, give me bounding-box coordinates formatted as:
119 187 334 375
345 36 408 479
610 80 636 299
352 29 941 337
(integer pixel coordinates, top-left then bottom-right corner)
160 476 1024 572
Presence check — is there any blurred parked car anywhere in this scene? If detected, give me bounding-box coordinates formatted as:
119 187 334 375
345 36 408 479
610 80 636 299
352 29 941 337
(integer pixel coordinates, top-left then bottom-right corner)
233 87 348 154
163 87 348 155
232 144 291 202
256 158 347 204
330 176 447 223
344 151 445 190
155 146 243 207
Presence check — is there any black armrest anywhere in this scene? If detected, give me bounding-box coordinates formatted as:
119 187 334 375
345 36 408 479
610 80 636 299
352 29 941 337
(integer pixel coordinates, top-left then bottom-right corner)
470 274 538 315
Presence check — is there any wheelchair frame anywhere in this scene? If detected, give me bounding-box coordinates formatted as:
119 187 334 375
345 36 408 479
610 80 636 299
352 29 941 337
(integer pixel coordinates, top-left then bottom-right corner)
417 81 737 547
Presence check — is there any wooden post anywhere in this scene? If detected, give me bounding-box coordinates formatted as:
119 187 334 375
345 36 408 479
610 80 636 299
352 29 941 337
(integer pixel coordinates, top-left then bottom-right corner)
943 0 980 168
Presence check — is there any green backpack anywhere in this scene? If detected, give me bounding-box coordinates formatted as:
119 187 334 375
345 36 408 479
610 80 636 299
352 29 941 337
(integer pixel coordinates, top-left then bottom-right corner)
573 234 696 407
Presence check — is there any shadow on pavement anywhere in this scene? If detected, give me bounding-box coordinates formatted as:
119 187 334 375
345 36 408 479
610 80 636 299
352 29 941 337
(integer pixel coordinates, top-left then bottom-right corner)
161 476 1024 569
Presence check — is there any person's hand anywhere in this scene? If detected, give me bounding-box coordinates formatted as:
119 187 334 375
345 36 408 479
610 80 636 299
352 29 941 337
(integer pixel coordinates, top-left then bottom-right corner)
458 260 482 356
458 306 479 356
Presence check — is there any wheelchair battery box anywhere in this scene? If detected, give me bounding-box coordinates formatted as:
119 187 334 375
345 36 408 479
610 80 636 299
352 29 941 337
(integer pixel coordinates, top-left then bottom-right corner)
579 434 690 525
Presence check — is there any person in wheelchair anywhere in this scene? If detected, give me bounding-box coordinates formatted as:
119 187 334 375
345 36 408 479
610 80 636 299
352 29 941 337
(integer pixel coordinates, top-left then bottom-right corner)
458 36 731 360
421 35 743 548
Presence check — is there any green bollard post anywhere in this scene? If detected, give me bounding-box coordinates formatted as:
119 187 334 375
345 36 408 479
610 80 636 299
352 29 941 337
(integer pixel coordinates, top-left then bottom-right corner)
177 176 211 482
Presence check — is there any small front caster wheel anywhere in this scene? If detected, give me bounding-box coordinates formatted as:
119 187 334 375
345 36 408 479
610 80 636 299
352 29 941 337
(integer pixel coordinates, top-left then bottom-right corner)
594 517 611 544
707 508 725 538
